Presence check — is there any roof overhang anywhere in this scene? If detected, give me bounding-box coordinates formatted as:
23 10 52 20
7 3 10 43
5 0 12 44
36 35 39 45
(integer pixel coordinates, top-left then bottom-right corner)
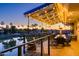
24 3 61 25
24 3 75 25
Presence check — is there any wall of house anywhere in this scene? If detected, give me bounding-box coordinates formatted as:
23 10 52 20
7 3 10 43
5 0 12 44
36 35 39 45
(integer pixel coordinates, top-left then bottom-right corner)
76 22 79 40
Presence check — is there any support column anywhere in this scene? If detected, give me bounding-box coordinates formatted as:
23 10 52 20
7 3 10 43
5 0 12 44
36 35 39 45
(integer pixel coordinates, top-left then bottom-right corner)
74 23 77 36
73 22 77 40
76 22 79 41
27 15 30 35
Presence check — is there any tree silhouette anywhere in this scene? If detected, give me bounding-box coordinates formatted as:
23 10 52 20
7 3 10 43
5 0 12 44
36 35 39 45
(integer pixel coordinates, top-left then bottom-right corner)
0 21 5 25
31 24 38 27
0 21 5 29
10 22 13 26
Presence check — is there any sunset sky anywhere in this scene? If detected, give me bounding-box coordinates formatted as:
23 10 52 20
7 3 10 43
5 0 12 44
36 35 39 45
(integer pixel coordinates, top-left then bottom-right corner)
0 3 43 26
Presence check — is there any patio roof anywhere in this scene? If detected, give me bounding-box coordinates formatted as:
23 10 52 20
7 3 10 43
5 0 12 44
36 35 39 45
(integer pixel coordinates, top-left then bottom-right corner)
24 3 51 15
24 3 69 25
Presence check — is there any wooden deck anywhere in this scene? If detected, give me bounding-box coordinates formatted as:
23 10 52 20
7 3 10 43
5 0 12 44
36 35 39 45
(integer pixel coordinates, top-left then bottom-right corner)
50 40 79 56
25 40 79 56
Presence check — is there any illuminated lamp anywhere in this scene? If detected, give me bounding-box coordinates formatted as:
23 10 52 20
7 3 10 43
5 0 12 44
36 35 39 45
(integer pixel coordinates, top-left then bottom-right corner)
59 27 62 30
59 25 62 30
45 10 47 13
77 24 79 28
53 7 55 10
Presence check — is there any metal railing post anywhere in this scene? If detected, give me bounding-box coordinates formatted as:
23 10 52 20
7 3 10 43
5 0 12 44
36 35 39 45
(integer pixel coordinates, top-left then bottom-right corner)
48 36 50 56
18 46 22 56
40 39 43 56
23 35 26 55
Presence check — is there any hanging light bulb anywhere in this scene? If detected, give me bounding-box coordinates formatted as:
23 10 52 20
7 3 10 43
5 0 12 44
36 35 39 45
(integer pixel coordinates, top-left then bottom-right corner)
44 10 47 13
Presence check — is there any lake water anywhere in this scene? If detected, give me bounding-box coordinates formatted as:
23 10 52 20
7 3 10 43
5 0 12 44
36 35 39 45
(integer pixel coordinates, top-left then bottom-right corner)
0 37 27 56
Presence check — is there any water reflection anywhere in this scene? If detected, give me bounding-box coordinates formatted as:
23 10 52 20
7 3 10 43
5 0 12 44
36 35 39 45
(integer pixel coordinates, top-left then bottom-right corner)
17 37 24 41
2 39 16 49
0 37 25 56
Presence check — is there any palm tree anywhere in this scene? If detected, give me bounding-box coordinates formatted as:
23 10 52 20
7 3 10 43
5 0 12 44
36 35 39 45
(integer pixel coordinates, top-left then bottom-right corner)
10 22 13 26
9 22 13 33
21 25 24 27
6 25 9 29
31 23 38 29
0 21 5 25
0 21 5 29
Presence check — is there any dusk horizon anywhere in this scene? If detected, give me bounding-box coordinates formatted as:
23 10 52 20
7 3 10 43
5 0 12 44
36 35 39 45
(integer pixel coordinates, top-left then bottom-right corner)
0 3 43 26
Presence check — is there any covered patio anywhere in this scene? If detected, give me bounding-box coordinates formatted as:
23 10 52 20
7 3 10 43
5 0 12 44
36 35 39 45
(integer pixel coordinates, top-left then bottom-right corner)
23 3 79 56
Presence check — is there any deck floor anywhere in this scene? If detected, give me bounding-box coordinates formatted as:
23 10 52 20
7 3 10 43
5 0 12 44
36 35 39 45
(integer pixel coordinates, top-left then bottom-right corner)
26 40 79 56
45 40 79 56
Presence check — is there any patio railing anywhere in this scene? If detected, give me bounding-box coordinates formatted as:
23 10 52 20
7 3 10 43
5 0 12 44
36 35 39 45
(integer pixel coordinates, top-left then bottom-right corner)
0 34 53 56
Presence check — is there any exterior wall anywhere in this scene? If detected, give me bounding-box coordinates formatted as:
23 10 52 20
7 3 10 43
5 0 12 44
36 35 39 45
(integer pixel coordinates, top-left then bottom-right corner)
74 21 79 41
76 22 79 40
74 22 77 36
